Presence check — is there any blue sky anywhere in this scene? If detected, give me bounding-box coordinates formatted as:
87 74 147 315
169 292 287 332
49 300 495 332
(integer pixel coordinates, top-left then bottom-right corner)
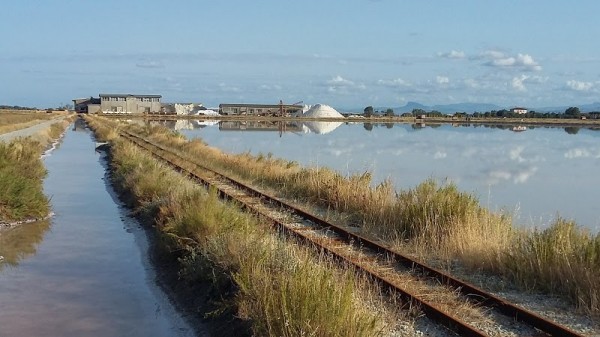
2 0 600 110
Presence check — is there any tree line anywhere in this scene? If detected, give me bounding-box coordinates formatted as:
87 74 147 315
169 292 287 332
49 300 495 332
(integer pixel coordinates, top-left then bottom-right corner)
363 106 600 119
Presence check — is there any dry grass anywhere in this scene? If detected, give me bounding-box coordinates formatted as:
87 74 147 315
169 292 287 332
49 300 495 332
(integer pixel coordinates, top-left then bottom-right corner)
90 116 600 316
0 139 49 222
0 110 68 135
501 218 600 314
85 116 400 336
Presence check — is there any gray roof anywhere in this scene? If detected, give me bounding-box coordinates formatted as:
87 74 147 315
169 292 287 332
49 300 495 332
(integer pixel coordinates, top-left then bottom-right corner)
100 94 162 98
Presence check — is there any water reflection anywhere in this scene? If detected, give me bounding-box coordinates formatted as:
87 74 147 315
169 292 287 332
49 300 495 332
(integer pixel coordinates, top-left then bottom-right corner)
148 119 344 136
0 126 197 336
175 120 600 231
0 220 50 270
303 121 343 134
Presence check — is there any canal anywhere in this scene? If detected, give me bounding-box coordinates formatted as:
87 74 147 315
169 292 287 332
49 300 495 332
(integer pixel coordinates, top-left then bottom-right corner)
0 121 203 337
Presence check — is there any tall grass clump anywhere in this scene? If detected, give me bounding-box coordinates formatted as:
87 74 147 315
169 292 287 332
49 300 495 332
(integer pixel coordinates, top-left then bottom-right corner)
234 241 381 337
0 140 49 222
94 120 390 336
501 217 600 314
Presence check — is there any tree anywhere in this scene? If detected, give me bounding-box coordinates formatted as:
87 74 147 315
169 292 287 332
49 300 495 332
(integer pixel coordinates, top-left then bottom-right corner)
565 106 581 118
364 106 374 117
385 108 394 117
412 108 426 116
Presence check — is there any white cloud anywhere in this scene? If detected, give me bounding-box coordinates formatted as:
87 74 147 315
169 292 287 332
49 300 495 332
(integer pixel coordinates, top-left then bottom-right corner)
480 50 506 59
566 80 595 92
434 151 447 159
328 75 354 86
464 78 479 89
436 76 450 85
511 75 529 91
438 50 466 59
481 51 542 71
509 146 526 163
564 148 598 158
218 83 241 93
136 60 164 68
259 84 282 91
513 167 538 184
377 78 412 88
517 54 542 71
326 75 366 94
486 166 538 185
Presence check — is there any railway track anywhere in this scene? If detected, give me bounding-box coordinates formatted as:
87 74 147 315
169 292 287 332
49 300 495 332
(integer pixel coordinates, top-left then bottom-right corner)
119 130 585 337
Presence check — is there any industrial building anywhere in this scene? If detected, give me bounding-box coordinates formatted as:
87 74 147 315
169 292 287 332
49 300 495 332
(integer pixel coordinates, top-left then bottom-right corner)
219 102 303 116
99 94 162 114
73 94 162 114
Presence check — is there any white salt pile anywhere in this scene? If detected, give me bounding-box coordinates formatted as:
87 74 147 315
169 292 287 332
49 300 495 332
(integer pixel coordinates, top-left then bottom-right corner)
195 109 220 116
300 104 344 118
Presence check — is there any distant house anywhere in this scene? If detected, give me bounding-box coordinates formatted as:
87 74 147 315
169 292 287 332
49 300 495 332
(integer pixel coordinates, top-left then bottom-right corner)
72 97 100 113
510 107 528 114
219 103 303 116
99 94 162 114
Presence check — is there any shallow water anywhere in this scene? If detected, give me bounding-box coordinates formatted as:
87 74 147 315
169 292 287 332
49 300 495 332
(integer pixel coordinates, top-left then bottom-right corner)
0 123 201 337
170 120 600 232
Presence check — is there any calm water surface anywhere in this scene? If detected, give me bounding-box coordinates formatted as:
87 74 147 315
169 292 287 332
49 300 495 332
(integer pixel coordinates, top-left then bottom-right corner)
171 120 600 232
0 123 201 337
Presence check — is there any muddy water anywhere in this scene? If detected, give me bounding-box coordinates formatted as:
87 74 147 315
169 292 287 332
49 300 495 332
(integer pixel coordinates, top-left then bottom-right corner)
0 123 203 337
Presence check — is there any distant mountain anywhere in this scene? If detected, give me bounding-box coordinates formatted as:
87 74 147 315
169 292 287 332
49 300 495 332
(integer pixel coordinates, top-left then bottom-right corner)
432 103 503 113
391 101 429 113
535 102 600 113
342 101 600 115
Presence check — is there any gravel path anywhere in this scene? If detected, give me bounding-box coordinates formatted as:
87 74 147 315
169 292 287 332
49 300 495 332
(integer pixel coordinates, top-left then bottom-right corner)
0 116 69 143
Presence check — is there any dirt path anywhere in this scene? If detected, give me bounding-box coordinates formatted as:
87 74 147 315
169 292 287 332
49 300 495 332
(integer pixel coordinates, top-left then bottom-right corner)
0 116 70 143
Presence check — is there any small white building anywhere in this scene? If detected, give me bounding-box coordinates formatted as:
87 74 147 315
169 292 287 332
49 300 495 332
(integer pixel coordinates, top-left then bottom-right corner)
511 107 528 114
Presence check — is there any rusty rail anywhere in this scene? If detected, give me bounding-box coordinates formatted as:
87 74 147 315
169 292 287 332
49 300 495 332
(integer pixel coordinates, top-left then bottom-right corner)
119 130 584 337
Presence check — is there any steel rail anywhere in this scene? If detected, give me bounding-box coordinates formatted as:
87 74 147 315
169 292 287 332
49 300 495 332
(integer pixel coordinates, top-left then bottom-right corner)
119 130 584 337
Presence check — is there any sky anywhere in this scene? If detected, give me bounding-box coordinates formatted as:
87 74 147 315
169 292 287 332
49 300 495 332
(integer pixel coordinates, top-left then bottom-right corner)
2 0 600 110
